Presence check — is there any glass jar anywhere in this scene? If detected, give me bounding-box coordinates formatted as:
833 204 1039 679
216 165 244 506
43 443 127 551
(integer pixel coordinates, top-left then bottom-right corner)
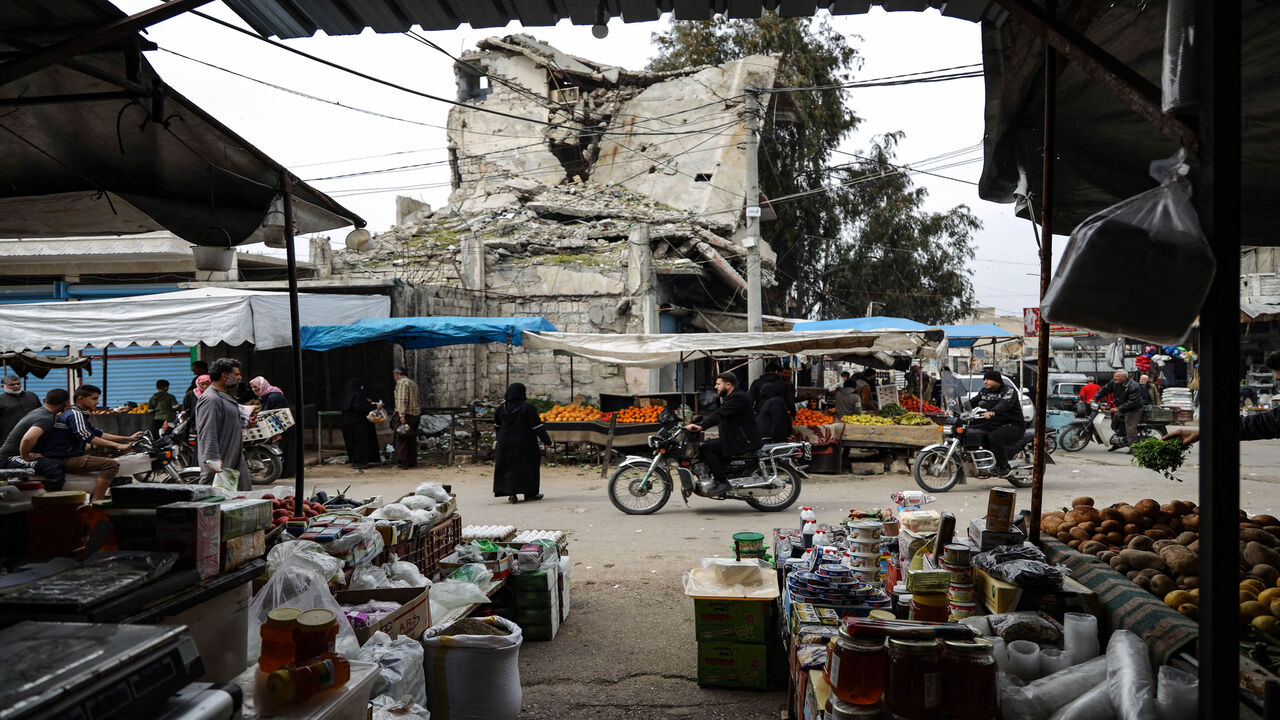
886 638 941 720
941 639 996 720
825 627 887 705
293 609 338 661
260 607 302 672
908 592 949 623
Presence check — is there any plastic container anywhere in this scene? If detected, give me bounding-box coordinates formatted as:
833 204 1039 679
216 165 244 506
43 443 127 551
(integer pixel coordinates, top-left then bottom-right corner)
260 608 302 672
940 561 972 585
942 544 971 565
266 653 350 706
852 567 880 585
941 639 996 720
826 626 887 705
849 552 880 569
848 521 883 541
1006 639 1041 681
947 600 977 620
26 490 88 558
16 481 45 502
1063 612 1100 664
908 592 949 623
293 609 339 662
886 638 941 719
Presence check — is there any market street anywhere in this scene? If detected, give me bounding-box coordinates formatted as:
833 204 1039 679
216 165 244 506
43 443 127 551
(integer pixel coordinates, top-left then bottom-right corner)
298 432 1280 719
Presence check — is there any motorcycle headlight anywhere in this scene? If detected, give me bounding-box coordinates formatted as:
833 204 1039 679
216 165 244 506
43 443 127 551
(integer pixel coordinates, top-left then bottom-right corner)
648 436 659 448
942 426 953 435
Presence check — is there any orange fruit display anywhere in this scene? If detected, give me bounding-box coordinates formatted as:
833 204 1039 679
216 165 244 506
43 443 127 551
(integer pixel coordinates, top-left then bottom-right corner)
539 404 603 422
794 408 834 427
613 405 664 423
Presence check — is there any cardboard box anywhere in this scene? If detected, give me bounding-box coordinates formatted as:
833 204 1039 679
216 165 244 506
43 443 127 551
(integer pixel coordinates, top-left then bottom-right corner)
968 518 1025 552
334 587 431 645
694 598 771 644
516 582 560 641
218 498 272 539
804 669 830 720
157 501 221 579
697 641 768 690
973 567 1098 618
221 529 265 572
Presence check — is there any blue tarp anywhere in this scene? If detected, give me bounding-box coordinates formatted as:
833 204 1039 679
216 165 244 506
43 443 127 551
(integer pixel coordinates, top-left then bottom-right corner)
790 316 931 333
300 316 557 351
935 323 1016 348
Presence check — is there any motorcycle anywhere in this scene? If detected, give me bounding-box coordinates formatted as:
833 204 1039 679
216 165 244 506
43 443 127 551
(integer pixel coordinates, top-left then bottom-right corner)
166 410 283 485
122 431 202 484
1058 402 1167 453
912 408 1041 492
607 414 810 515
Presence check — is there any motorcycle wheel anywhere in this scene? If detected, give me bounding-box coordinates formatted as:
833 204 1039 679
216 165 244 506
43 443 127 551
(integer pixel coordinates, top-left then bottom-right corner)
913 448 963 493
1045 433 1058 455
1058 426 1090 452
607 465 672 515
1135 426 1165 442
245 446 283 486
1005 470 1034 489
745 465 802 512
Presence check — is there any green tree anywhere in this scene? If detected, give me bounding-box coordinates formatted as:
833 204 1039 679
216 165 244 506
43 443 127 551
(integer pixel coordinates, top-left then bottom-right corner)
650 15 978 323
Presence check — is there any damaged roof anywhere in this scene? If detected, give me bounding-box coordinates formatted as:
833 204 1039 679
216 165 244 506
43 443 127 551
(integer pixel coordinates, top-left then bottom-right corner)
469 35 707 87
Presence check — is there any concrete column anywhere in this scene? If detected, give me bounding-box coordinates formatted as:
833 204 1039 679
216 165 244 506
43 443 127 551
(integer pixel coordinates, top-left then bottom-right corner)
461 229 487 400
626 224 660 392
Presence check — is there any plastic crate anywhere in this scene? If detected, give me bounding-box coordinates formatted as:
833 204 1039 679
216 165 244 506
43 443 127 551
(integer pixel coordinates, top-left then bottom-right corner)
243 407 295 443
424 513 462 578
1141 406 1175 424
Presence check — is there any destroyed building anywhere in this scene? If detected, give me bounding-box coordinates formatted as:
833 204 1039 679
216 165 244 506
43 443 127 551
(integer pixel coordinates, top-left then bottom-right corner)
328 35 782 405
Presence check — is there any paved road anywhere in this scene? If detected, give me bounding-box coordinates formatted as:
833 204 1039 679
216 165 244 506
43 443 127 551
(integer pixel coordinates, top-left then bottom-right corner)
300 437 1280 718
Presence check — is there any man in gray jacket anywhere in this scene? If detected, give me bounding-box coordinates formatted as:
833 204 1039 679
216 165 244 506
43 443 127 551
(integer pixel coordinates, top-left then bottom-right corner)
197 358 252 490
1093 370 1144 449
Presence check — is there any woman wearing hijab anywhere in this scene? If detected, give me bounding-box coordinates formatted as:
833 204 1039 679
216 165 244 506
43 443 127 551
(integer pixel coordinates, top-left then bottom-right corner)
493 383 553 503
340 377 381 470
755 381 793 442
250 376 297 479
184 374 211 414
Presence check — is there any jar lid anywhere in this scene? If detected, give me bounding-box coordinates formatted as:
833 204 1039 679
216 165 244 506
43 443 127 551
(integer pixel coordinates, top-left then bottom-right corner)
837 624 887 645
826 696 885 718
944 637 993 651
868 609 896 620
266 608 302 625
32 490 86 506
296 608 337 631
910 592 949 607
889 637 939 649
16 481 44 491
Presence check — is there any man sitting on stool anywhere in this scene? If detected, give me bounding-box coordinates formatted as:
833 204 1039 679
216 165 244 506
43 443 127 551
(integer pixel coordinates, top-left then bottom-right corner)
685 372 763 496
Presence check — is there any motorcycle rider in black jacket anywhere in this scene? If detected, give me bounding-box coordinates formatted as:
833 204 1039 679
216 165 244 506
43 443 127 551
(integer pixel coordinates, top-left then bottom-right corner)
687 372 764 496
968 370 1025 476
1093 370 1144 449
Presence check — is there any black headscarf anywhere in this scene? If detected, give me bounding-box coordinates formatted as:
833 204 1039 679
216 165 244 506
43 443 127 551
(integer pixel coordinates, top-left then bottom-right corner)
503 382 527 412
342 377 368 411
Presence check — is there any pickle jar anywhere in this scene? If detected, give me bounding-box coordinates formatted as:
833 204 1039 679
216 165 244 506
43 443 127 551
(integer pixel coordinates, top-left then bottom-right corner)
825 626 887 705
886 638 941 720
941 638 996 720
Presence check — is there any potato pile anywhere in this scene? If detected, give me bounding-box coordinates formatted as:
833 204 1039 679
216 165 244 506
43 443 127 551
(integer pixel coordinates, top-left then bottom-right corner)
1042 496 1280 623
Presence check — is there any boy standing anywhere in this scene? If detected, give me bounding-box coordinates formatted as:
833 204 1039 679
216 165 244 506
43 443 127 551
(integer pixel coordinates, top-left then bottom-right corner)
149 379 179 434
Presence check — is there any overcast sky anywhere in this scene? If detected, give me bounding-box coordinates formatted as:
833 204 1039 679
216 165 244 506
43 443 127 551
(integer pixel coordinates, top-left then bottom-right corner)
112 1 1060 320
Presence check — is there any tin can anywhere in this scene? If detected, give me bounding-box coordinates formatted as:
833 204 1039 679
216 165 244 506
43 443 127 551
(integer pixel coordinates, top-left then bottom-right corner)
949 600 978 620
943 543 972 566
941 561 973 585
948 582 974 603
986 488 1017 533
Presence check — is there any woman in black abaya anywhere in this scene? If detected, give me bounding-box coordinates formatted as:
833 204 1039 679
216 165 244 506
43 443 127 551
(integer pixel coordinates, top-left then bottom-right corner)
493 383 552 503
340 377 380 469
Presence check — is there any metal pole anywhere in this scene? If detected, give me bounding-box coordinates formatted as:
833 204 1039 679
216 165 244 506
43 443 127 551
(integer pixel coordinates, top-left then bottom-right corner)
1029 0 1057 544
101 346 108 407
1195 0 1241 713
743 88 764 385
281 175 306 520
569 356 574 399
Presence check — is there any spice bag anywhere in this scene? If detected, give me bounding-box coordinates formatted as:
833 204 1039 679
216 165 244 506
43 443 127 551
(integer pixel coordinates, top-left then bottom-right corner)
422 616 522 720
1042 149 1214 344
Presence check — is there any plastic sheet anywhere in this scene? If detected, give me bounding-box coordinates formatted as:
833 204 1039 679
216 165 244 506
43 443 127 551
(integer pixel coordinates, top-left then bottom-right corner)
358 631 427 706
428 579 491 622
265 539 343 583
1007 640 1042 681
1000 656 1108 720
1041 648 1073 676
1155 665 1197 720
371 695 430 720
1064 612 1100 665
414 482 451 503
1048 682 1115 720
1106 630 1158 720
681 558 780 599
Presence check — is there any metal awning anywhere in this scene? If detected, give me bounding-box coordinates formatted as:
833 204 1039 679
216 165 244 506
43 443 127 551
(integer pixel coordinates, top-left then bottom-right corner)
222 0 995 37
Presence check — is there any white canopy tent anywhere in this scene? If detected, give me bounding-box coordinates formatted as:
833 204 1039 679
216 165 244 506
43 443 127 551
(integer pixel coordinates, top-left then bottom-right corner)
521 329 946 368
0 287 390 352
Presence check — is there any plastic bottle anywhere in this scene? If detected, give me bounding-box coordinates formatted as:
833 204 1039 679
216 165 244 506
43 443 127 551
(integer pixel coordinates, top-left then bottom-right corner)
259 608 302 672
266 653 350 706
813 528 827 548
800 506 815 530
802 520 816 548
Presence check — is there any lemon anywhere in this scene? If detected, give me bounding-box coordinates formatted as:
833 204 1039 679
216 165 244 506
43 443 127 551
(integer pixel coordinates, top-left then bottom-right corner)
1260 588 1280 606
1242 601 1270 621
1254 615 1279 633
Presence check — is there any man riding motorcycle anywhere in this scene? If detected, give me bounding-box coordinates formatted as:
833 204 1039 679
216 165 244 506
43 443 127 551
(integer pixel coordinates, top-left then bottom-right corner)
968 370 1025 477
1092 370 1144 450
685 372 763 496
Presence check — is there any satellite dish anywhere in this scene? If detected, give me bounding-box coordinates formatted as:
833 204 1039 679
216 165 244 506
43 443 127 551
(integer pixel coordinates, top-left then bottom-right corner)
345 228 372 251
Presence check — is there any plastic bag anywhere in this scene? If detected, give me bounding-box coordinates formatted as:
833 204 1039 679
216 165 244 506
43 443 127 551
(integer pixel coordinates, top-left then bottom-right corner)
449 563 493 586
211 469 239 496
350 563 392 591
1106 629 1158 720
1048 682 1115 720
428 579 491 624
974 544 1046 569
1155 665 1197 720
399 495 437 512
984 560 1069 592
388 559 429 587
248 560 359 662
988 611 1064 644
1042 149 1214 344
358 631 427 706
323 521 385 567
372 503 414 522
422 616 522 720
1001 655 1108 720
266 539 344 583
368 408 389 423
371 695 430 720
414 482 451 503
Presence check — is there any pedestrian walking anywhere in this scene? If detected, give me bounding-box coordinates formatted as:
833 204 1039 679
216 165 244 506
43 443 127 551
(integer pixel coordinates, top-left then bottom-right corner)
340 377 381 469
196 358 252 490
0 374 40 442
392 367 420 470
493 382 552 504
149 379 179 434
250 375 296 480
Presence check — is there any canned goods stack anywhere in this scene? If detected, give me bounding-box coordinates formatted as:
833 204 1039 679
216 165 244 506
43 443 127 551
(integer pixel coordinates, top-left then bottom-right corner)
942 543 976 620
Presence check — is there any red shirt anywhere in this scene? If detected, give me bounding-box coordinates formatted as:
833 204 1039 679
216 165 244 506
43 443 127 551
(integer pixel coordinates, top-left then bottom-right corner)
1079 383 1102 402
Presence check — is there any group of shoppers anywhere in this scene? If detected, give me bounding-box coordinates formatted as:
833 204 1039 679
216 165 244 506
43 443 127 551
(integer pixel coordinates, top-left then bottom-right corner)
338 367 421 471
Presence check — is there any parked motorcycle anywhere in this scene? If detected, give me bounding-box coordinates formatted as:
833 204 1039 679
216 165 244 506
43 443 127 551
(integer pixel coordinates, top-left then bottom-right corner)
123 431 201 484
1058 402 1167 452
912 408 1039 492
607 415 810 515
166 410 283 485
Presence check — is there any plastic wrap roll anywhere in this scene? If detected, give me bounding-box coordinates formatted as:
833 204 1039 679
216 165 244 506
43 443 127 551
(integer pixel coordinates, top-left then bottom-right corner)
1048 682 1115 720
1000 656 1108 720
1063 612 1099 664
1155 665 1197 720
990 637 1009 673
1105 630 1158 720
1008 639 1042 681
1041 648 1073 676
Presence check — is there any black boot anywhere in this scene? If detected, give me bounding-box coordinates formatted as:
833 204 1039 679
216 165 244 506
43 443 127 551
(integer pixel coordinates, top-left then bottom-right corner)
706 479 733 496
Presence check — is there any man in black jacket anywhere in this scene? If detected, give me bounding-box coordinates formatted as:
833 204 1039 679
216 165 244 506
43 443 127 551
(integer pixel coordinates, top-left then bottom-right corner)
969 370 1025 476
1093 370 1144 448
749 361 796 411
687 373 763 496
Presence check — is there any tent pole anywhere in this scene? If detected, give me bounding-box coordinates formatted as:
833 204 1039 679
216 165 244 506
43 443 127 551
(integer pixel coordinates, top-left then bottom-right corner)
505 339 510 389
101 346 108 407
570 355 574 400
281 174 306 521
1029 1 1057 544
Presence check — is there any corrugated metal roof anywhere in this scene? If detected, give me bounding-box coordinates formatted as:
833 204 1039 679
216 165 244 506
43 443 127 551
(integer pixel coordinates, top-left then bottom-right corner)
222 0 997 38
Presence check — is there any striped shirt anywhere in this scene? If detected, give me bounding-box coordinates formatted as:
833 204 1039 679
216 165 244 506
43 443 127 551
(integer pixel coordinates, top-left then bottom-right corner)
44 407 102 458
394 376 421 416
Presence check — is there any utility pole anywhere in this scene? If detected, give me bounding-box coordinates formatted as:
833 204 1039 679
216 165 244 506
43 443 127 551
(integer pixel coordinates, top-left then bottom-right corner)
743 87 763 384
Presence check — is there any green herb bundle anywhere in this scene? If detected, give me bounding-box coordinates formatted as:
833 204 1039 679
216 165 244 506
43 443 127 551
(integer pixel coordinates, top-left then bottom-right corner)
878 403 907 419
1130 437 1191 481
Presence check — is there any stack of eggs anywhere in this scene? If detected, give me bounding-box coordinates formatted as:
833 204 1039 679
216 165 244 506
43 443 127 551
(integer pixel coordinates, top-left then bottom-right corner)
942 543 976 620
846 520 884 585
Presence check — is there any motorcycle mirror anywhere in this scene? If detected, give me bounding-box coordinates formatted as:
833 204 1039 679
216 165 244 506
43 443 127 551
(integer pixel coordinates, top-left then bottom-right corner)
658 408 676 424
